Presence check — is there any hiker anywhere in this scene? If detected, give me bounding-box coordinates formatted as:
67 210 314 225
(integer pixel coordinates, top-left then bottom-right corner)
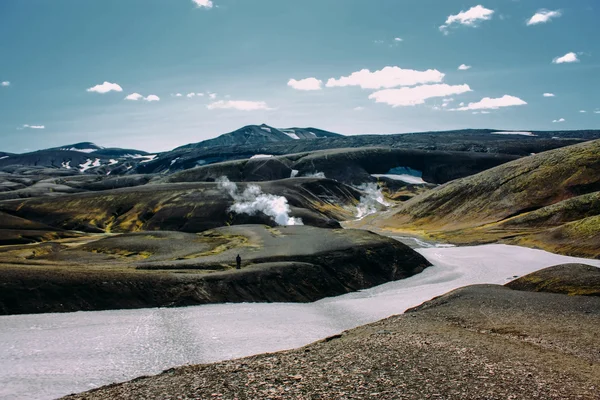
236 254 241 270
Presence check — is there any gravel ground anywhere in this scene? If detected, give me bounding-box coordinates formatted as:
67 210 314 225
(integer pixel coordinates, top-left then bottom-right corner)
64 284 600 400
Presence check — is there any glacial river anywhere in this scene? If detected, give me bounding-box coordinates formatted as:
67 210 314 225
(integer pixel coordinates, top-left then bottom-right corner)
1 244 599 400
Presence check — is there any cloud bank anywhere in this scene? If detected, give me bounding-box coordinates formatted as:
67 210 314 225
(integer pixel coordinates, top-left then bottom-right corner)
440 5 494 34
527 10 562 25
368 84 472 107
455 95 527 111
125 93 160 102
87 82 123 94
207 100 272 111
192 0 213 9
326 67 444 90
288 77 323 91
553 52 579 64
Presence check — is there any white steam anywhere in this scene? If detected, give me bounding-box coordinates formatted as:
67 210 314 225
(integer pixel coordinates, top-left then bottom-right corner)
304 171 326 178
217 177 303 226
355 183 390 220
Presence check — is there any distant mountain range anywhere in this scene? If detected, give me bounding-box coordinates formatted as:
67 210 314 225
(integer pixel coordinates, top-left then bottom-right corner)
1 124 600 176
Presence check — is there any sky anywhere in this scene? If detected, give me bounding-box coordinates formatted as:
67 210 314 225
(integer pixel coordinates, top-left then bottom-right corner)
0 0 599 153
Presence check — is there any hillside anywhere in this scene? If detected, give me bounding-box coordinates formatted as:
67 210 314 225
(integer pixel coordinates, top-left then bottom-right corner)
379 139 600 258
0 225 430 314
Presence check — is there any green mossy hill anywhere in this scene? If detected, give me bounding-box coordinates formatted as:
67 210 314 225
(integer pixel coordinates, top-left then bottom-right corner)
0 225 431 315
506 264 600 297
0 178 360 235
0 211 80 245
381 140 600 258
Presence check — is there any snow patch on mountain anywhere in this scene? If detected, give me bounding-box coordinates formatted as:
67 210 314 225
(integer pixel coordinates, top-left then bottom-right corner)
281 129 300 140
250 154 273 159
60 148 98 153
79 160 93 172
492 131 536 137
139 155 158 163
372 174 426 185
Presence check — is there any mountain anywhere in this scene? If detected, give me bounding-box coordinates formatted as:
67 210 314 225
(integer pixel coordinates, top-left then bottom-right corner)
0 142 150 175
137 128 600 175
174 124 342 150
378 139 600 258
2 127 600 177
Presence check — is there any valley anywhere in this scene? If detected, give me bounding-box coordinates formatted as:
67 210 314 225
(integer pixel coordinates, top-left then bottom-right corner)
1 126 599 400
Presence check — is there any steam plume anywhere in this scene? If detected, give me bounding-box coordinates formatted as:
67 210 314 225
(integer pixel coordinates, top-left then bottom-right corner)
355 183 390 219
217 177 303 226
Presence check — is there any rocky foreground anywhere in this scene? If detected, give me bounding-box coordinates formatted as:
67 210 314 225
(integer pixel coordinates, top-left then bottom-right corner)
65 264 600 400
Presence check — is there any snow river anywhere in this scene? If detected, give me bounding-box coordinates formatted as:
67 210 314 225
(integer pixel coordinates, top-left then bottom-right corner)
1 244 599 400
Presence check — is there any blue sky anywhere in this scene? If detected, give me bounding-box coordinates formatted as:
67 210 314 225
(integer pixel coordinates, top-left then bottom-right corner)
0 0 598 153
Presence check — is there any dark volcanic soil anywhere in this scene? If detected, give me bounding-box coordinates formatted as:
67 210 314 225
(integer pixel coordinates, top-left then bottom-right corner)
0 225 430 315
63 284 600 400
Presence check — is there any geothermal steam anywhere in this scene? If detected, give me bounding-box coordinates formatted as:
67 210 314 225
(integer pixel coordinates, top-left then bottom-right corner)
217 177 303 226
356 183 390 219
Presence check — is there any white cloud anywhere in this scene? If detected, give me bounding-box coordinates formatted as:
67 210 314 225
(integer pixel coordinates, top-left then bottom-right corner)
455 95 527 111
354 106 365 111
125 93 143 101
196 93 204 96
1 81 9 86
472 111 491 114
527 9 562 25
207 100 272 111
209 92 217 99
22 124 45 129
186 92 196 98
553 118 566 123
442 98 455 108
368 84 471 107
440 5 494 33
288 77 323 91
326 66 444 90
394 37 403 42
192 0 213 8
125 93 159 102
458 64 472 71
595 111 600 114
579 110 587 113
86 81 123 94
459 102 465 107
553 52 579 64
175 93 183 97
543 93 555 97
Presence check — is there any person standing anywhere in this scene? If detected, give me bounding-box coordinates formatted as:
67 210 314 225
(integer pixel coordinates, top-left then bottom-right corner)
236 254 241 270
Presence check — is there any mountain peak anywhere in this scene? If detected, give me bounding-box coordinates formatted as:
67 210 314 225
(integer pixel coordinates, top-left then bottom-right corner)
175 125 343 151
